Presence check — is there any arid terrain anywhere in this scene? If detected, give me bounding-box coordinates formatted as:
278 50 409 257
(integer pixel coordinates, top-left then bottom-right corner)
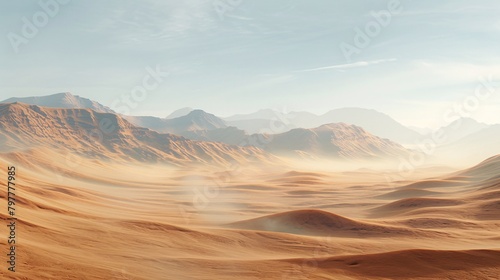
3 0 500 278
0 146 499 279
0 96 498 279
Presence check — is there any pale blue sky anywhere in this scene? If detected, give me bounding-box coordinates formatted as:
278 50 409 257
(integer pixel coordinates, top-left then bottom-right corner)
1 0 500 127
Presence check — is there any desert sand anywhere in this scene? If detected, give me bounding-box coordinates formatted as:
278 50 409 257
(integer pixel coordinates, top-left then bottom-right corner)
0 148 499 280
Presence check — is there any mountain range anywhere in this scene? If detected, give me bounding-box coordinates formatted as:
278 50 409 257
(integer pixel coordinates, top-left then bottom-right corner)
436 124 500 164
223 108 423 145
183 123 410 160
1 92 497 164
3 92 115 114
0 103 272 165
438 117 489 145
3 93 421 143
125 110 228 135
258 123 410 159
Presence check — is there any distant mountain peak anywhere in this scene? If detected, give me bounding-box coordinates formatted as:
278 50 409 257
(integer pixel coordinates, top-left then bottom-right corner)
448 117 486 126
54 92 74 97
224 107 422 144
317 122 351 130
187 109 208 115
1 92 115 114
169 109 227 132
185 109 220 120
436 117 490 145
263 122 410 159
127 108 228 135
166 107 193 119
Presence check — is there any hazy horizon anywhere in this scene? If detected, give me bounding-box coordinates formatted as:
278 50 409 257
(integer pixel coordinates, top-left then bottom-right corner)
2 92 499 132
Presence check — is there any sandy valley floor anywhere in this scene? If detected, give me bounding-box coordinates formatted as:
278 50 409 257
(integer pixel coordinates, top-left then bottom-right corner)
0 150 499 279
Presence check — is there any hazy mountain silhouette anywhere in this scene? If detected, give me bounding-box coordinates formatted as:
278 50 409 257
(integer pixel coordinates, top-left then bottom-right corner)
226 119 291 135
437 124 500 164
1 92 115 114
225 108 423 144
2 94 426 146
166 107 193 119
260 123 410 159
184 123 411 160
316 108 422 144
436 118 489 145
126 110 227 134
225 109 284 122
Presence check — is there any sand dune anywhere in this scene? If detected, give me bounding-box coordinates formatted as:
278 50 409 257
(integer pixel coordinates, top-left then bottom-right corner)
372 198 464 217
454 155 500 179
396 217 479 229
226 209 442 238
399 179 460 190
1 145 499 278
282 249 500 279
375 188 443 199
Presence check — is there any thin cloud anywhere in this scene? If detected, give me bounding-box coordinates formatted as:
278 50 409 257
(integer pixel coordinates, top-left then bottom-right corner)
297 58 397 73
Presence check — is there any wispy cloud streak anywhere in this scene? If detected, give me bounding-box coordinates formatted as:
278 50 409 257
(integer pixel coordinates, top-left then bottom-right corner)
296 58 397 72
